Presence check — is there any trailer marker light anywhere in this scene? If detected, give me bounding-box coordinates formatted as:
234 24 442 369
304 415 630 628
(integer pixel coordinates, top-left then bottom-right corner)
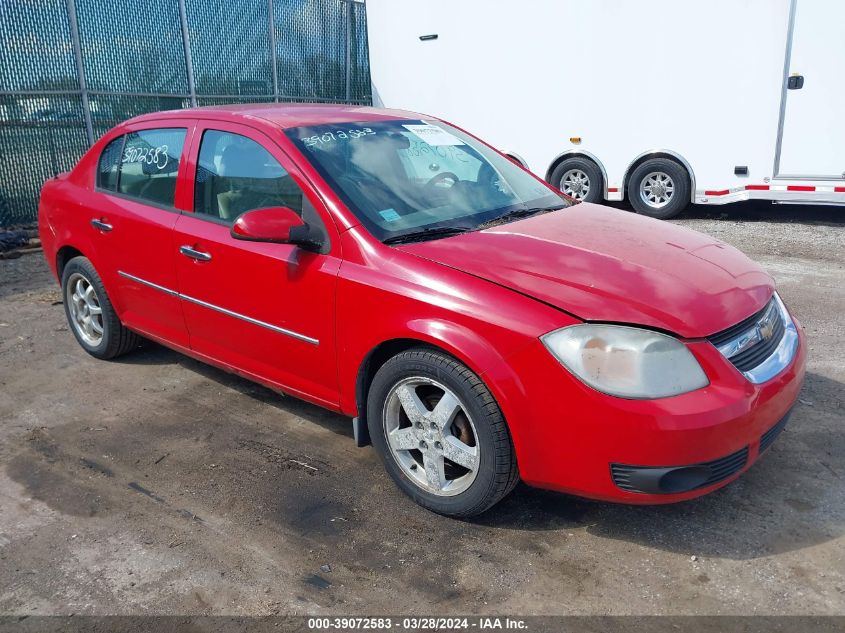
607 187 619 193
704 189 730 196
745 185 770 190
569 137 582 144
787 185 815 192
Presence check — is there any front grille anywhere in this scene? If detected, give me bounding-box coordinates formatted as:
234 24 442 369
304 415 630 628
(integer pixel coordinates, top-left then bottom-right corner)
728 308 785 371
708 297 786 373
708 302 771 348
760 412 790 453
610 446 749 494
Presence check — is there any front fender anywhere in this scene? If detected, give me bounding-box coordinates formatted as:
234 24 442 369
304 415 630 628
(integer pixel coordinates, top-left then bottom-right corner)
335 227 581 471
342 318 539 472
404 318 538 466
335 241 579 472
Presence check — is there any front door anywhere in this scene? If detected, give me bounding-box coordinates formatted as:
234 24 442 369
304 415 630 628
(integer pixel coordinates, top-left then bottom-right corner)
776 0 845 179
173 122 341 406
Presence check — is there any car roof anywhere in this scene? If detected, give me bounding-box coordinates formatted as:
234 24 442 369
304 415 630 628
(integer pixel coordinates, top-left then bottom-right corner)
124 103 429 129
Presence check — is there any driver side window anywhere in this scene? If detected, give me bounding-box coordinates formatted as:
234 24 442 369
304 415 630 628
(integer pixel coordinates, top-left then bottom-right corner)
194 130 306 223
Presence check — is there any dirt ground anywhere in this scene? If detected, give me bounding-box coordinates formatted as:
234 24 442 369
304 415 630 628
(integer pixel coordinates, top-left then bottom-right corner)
0 201 843 616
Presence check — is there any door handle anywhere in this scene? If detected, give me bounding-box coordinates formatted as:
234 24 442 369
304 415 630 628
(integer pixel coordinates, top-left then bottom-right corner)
90 218 112 232
179 245 212 262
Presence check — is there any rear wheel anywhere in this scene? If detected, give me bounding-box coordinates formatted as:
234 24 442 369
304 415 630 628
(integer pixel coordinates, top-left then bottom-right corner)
550 157 603 203
628 157 690 219
367 348 519 517
62 256 139 359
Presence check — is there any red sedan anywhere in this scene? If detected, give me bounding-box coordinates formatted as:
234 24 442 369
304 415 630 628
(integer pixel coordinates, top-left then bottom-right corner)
38 105 806 516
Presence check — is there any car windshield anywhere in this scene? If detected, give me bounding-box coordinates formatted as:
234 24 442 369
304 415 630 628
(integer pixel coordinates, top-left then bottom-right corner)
286 119 570 243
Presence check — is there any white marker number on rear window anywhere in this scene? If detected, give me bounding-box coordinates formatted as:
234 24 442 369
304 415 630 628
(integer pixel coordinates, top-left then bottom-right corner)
122 144 169 170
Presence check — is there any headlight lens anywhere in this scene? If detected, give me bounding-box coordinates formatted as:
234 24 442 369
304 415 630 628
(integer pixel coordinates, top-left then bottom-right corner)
541 324 709 399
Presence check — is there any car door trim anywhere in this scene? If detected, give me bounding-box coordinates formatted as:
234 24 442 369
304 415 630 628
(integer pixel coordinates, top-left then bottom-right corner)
118 270 180 297
117 270 319 346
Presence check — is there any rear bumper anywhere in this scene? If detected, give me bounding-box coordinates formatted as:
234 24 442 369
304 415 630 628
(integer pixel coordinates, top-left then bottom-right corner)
501 317 807 504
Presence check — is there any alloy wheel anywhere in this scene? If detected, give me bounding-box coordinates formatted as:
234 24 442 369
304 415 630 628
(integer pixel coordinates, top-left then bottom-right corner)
66 272 104 346
560 168 591 200
639 171 675 209
382 377 480 496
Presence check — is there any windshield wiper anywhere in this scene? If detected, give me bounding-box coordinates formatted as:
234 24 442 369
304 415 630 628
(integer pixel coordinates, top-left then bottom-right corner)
478 204 566 229
382 225 472 245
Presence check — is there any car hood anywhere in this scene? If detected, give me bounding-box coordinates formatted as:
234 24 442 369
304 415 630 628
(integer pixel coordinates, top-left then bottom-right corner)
397 204 774 338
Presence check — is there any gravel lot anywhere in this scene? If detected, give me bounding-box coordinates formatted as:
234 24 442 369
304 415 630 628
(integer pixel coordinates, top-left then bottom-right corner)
0 201 843 616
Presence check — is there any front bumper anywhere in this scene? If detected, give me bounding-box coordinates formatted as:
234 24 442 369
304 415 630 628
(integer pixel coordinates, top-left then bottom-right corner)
501 317 807 504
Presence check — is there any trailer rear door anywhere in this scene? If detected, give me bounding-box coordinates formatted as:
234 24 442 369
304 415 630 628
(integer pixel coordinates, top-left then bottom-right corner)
776 0 845 179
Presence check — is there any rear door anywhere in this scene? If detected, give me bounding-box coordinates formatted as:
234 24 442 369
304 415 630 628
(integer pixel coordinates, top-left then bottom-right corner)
92 121 193 347
173 121 341 406
776 0 845 179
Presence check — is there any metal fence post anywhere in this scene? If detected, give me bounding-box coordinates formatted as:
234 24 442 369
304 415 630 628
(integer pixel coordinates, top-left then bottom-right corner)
178 0 198 107
267 0 279 103
267 0 280 102
345 0 353 102
65 0 94 145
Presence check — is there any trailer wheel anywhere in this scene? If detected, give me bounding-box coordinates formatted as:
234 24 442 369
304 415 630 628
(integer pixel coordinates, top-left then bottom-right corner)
628 158 690 219
550 157 603 203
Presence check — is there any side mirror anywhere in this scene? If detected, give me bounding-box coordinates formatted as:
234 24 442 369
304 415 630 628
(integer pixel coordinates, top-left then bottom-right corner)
231 206 319 249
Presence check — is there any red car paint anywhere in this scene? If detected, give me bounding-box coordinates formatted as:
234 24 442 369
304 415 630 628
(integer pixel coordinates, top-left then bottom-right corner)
39 104 806 503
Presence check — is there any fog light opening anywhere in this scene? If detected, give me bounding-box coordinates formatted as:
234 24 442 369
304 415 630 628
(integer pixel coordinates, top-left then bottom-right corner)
658 466 711 493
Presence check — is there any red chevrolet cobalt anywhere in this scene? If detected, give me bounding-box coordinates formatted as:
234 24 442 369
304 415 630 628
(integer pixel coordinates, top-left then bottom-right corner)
39 105 805 516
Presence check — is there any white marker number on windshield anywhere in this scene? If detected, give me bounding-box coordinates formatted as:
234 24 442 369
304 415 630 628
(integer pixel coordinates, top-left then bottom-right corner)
303 127 376 147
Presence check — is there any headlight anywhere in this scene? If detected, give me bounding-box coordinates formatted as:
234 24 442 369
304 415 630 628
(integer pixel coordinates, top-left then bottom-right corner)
541 324 709 399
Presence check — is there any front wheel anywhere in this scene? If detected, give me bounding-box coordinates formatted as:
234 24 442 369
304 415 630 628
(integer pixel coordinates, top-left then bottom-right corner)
628 158 690 219
367 348 519 517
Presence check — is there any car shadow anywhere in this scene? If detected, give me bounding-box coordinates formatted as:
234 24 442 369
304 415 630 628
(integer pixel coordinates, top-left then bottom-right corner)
605 198 845 226
119 339 355 441
118 341 843 561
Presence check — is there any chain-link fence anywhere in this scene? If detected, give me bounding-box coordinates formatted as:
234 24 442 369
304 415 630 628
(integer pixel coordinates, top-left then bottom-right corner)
0 0 371 227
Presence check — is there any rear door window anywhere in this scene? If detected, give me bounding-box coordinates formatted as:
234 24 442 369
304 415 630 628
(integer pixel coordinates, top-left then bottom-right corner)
117 128 187 207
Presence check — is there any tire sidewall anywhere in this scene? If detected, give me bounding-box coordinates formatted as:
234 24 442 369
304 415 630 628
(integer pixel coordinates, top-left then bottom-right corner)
628 159 690 219
551 157 604 204
367 353 502 516
61 257 111 357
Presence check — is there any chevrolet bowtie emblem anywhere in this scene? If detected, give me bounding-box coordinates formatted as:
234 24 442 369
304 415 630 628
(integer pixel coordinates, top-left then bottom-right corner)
758 316 775 341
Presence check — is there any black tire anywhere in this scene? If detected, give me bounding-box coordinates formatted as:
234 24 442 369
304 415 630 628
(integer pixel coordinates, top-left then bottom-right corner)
550 156 604 203
627 157 690 219
61 256 139 360
367 347 519 517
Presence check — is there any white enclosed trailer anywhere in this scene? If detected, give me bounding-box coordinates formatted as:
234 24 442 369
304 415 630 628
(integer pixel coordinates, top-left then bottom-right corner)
366 0 845 218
